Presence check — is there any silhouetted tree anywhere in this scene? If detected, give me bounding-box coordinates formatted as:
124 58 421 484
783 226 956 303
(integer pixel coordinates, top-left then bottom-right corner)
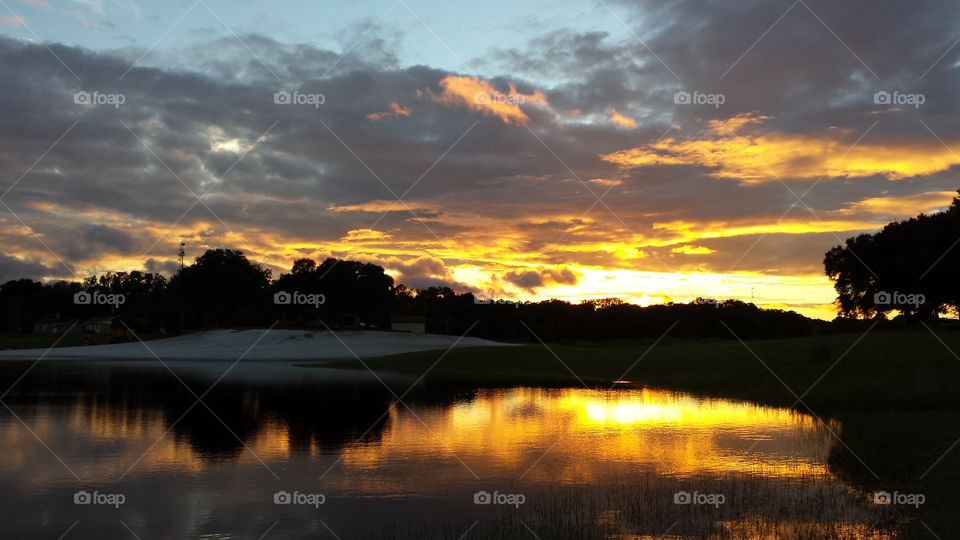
0 279 46 331
169 249 271 328
825 190 960 319
273 258 394 326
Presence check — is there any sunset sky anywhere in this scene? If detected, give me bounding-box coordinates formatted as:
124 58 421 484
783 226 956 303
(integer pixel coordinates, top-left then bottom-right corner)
1 0 959 319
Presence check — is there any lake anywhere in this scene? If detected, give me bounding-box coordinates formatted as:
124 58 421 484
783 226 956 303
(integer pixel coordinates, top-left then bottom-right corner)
0 360 889 539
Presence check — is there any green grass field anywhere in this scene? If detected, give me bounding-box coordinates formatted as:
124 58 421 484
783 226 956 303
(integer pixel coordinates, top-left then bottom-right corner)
327 328 960 538
328 329 960 411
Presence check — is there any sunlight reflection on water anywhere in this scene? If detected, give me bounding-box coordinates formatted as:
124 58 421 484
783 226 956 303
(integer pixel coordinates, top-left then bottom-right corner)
0 362 887 539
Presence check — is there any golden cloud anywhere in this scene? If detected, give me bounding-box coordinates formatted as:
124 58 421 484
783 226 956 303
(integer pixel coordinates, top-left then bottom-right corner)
342 228 392 242
432 75 548 125
841 191 957 217
601 113 960 182
3 201 849 320
610 108 638 129
588 178 624 188
652 218 877 244
366 102 412 122
328 199 439 214
671 245 716 255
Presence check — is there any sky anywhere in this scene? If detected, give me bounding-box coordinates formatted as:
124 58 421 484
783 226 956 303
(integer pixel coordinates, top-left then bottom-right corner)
1 0 959 320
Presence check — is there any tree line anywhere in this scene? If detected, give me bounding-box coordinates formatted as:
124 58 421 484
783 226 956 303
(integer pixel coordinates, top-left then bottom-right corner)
1 248 820 340
3 191 955 341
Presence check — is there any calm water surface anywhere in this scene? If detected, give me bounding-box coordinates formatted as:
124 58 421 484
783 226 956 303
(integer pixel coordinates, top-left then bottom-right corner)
0 360 887 539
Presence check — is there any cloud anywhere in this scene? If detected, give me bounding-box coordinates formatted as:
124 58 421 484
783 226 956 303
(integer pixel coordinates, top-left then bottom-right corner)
68 10 111 29
840 191 957 218
0 15 26 27
341 229 393 242
370 254 476 292
83 225 135 252
366 101 412 122
144 257 180 276
0 253 59 282
503 267 579 292
610 108 637 129
69 0 103 13
2 2 960 320
431 75 548 125
328 199 440 217
601 114 960 182
671 245 716 255
18 0 51 10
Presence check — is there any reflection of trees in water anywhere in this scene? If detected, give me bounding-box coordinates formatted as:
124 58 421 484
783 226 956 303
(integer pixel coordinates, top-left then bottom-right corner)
0 362 466 460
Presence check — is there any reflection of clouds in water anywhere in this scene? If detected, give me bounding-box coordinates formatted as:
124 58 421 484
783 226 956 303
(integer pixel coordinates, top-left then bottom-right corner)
337 388 834 487
0 385 835 487
0 385 830 491
0 363 884 538
0 401 205 486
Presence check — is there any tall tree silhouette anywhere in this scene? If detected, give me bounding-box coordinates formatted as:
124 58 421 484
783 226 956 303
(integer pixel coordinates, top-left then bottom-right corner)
273 258 394 326
825 190 960 319
169 249 272 328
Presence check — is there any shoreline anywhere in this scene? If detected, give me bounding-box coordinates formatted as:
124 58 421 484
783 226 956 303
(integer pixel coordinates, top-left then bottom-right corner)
0 329 516 362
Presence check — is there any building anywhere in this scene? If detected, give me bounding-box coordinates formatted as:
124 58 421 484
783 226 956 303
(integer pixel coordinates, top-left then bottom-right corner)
33 316 78 334
390 315 427 334
82 316 117 335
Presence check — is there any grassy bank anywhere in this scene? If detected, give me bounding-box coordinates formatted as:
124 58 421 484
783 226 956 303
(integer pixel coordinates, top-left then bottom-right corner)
328 329 960 411
328 329 960 539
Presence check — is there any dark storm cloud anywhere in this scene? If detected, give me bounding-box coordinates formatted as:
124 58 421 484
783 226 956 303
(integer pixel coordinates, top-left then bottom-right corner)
144 257 180 275
0 34 630 262
503 267 579 292
81 225 135 253
0 253 59 283
493 0 960 135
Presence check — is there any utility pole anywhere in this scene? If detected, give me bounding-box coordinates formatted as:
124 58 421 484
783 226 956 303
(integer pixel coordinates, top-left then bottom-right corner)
178 241 185 333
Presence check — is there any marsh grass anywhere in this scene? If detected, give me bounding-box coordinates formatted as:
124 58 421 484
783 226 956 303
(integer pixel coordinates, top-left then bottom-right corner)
358 471 892 539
